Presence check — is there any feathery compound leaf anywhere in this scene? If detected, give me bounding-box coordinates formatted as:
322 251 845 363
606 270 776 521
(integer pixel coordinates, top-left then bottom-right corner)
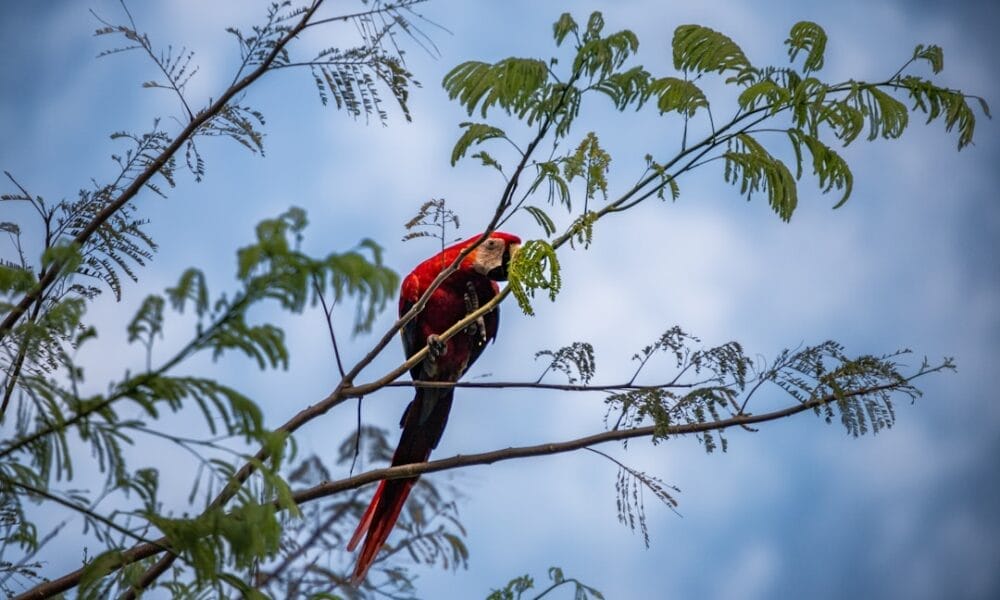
573 19 640 80
645 155 681 201
0 262 37 294
648 77 709 116
442 58 549 118
553 12 579 46
786 129 854 207
672 25 755 84
738 78 791 113
507 240 561 316
863 85 909 140
899 76 987 149
403 198 461 243
785 21 827 73
165 268 209 315
535 341 596 384
523 205 557 237
487 567 604 600
324 239 399 334
569 210 599 249
841 83 909 143
147 501 282 583
450 122 506 166
613 460 679 547
912 44 944 74
724 133 798 221
564 132 612 202
593 65 652 110
126 295 164 347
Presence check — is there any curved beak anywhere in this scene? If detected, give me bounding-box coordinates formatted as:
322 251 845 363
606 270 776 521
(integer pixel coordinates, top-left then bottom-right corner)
487 243 519 281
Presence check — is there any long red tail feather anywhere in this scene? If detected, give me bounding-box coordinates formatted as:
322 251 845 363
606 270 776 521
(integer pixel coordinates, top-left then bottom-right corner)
349 478 416 584
347 481 384 552
348 388 452 584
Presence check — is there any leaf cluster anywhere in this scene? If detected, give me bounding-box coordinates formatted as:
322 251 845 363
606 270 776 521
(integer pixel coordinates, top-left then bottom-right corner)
603 327 929 453
487 566 604 600
442 12 988 242
506 240 561 316
0 208 402 595
613 460 679 548
535 341 596 385
403 198 462 247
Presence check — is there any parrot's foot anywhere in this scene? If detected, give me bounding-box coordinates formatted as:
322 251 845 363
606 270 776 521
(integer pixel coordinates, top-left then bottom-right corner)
463 282 487 346
426 334 447 363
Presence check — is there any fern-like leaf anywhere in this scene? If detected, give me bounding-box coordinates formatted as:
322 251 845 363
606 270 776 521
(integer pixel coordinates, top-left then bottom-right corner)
723 133 798 221
786 129 854 207
785 21 827 73
648 77 709 116
507 240 561 316
672 24 755 84
450 122 506 166
442 58 549 118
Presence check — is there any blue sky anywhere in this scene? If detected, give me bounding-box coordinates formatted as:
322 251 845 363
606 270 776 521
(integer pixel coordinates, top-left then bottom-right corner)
1 1 998 599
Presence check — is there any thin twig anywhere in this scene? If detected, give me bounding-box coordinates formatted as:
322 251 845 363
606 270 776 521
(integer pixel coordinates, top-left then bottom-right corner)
0 0 325 342
311 273 345 377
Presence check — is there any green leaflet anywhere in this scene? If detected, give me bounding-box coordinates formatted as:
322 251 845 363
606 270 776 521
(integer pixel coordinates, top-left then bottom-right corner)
723 133 798 221
507 240 561 316
645 155 681 201
786 129 854 207
672 24 756 84
147 501 282 583
569 210 599 248
127 295 164 347
122 375 265 438
738 78 791 112
535 341 596 384
553 12 578 46
573 22 639 80
442 58 549 118
593 65 651 110
648 76 709 116
564 132 612 203
451 122 506 166
912 43 944 74
165 268 209 315
898 75 987 150
526 161 572 209
523 205 557 237
785 21 827 73
236 207 398 332
79 550 126 598
0 261 36 295
487 566 604 600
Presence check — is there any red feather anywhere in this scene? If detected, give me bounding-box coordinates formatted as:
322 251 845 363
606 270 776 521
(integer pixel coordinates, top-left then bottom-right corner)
348 232 520 584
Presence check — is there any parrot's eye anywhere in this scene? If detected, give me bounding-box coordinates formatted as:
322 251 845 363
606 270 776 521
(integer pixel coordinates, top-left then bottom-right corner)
485 239 499 248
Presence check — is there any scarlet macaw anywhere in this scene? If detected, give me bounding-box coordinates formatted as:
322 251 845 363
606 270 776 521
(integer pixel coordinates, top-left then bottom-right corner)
348 231 522 583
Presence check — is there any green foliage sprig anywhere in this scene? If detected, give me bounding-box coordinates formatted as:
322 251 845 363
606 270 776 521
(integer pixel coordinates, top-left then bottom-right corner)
0 206 401 596
506 240 561 316
487 566 604 600
1 6 985 598
444 12 987 237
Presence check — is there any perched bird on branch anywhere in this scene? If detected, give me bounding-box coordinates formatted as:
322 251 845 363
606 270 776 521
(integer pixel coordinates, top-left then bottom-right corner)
348 231 521 583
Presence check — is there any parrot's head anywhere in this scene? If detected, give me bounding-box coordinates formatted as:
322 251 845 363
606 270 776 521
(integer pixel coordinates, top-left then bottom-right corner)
469 231 521 281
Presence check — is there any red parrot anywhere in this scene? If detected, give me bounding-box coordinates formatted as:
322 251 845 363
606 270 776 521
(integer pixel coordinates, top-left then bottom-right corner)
347 231 522 583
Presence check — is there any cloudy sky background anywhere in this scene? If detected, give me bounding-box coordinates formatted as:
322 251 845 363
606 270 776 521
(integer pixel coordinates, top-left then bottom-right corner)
1 1 998 598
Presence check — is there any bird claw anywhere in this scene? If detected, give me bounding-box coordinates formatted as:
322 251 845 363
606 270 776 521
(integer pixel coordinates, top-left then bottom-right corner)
464 282 487 346
427 334 447 363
